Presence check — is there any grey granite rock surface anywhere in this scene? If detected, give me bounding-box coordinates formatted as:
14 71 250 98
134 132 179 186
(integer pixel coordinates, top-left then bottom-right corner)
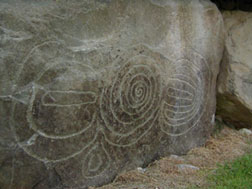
0 0 224 188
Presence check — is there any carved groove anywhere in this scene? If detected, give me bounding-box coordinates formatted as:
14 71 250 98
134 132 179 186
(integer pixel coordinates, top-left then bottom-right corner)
10 43 211 181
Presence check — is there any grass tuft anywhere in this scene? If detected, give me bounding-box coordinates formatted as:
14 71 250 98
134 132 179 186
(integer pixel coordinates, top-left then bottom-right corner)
208 151 252 188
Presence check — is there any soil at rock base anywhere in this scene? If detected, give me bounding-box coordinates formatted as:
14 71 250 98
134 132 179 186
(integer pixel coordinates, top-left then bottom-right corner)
91 126 252 189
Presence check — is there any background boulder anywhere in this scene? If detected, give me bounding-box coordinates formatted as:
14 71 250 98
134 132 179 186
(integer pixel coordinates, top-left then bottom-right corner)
217 11 252 129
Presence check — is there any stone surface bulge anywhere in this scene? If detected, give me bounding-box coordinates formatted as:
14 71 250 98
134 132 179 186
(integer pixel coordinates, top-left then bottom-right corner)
0 0 224 188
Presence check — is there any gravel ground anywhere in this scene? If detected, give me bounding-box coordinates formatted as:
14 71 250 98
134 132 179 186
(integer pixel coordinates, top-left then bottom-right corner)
92 125 252 189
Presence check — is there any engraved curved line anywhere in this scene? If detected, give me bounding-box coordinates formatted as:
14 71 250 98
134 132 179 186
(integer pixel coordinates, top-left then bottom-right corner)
175 62 206 81
163 90 200 114
14 41 60 92
176 58 204 72
162 93 201 124
162 87 200 111
101 112 159 147
163 76 203 124
163 103 193 108
166 72 203 103
27 85 96 139
163 104 195 114
41 90 97 107
161 52 211 136
10 41 98 163
166 94 193 101
17 132 98 163
101 89 159 137
121 81 153 116
120 72 152 114
167 78 196 91
161 106 204 134
88 154 102 172
170 74 197 88
123 73 151 110
162 100 201 126
163 77 199 109
0 95 27 104
111 62 159 124
8 148 17 189
164 65 204 107
167 87 194 98
100 57 161 136
83 142 111 178
161 100 204 136
128 80 149 108
33 59 95 86
162 74 202 123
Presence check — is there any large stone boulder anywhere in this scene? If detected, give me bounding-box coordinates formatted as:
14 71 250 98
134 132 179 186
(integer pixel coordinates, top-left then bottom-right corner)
217 11 252 129
0 0 224 188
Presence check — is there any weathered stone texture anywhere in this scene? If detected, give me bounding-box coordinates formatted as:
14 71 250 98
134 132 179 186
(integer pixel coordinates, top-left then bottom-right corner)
217 11 252 129
0 0 224 188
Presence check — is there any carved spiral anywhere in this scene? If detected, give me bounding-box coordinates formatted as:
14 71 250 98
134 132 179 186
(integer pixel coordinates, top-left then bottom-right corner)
100 55 161 146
